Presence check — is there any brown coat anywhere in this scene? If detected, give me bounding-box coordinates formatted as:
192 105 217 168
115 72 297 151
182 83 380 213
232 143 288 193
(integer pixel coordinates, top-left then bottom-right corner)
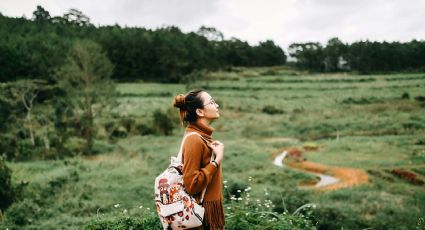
182 122 224 230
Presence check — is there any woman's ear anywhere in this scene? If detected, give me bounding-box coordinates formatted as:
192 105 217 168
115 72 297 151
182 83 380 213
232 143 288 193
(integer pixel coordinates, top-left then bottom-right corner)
196 108 204 117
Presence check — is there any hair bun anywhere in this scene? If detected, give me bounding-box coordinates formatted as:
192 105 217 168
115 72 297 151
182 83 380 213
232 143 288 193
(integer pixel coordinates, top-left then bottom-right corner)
173 94 186 109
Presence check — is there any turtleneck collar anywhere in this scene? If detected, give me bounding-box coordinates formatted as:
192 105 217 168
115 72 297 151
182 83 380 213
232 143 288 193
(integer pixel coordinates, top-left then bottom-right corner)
185 121 214 141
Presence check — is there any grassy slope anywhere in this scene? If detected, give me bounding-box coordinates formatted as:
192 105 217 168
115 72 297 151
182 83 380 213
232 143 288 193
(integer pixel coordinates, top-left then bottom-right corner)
3 67 425 229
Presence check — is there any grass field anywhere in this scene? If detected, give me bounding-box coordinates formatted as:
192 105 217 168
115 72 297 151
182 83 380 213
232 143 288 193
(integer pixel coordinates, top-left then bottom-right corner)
2 67 425 229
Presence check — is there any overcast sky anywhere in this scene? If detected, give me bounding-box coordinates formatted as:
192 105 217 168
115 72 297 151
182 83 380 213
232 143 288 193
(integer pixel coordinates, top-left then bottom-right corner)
1 0 424 49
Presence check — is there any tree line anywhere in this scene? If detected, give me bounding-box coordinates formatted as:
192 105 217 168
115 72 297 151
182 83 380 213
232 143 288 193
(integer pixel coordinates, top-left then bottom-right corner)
0 6 286 83
289 37 425 73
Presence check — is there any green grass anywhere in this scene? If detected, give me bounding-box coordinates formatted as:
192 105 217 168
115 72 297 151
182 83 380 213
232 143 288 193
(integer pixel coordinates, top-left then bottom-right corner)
2 67 425 229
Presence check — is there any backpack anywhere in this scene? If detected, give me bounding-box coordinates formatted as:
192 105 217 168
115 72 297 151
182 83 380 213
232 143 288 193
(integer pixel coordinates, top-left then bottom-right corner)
154 132 211 229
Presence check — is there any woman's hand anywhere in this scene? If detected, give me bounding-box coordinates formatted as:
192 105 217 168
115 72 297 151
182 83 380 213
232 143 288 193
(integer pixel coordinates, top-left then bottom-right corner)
209 140 224 165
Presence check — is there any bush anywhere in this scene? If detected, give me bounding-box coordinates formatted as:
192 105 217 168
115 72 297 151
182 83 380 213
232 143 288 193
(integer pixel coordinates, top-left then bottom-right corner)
312 207 362 230
1 166 86 228
110 126 128 139
136 123 156 136
0 156 14 211
262 105 285 115
401 92 410 99
403 121 425 130
414 96 425 102
224 181 316 230
2 199 40 226
260 69 278 76
152 109 176 136
119 117 136 133
83 210 161 230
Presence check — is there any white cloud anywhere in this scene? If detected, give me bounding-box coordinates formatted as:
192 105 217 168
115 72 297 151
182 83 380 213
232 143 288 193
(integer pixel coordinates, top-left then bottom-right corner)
0 0 424 49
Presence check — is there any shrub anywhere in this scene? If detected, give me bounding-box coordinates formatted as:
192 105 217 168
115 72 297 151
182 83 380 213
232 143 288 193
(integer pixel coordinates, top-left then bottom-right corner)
110 126 128 139
312 207 361 230
414 139 425 145
401 92 410 99
260 69 278 76
224 180 316 230
119 117 136 133
262 105 285 115
2 199 40 226
136 123 156 136
403 121 425 130
414 96 425 102
84 216 162 230
152 109 176 136
0 156 14 211
83 207 161 229
391 168 424 185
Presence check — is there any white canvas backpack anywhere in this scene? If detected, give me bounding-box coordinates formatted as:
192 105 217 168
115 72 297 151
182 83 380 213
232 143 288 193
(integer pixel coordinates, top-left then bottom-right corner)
154 132 211 229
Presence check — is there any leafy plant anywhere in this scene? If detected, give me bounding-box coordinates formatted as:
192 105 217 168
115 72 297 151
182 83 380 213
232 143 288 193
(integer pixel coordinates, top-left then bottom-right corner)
0 156 14 211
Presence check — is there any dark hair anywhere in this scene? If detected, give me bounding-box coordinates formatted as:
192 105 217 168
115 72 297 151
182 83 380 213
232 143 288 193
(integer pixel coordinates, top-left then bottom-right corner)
173 89 204 125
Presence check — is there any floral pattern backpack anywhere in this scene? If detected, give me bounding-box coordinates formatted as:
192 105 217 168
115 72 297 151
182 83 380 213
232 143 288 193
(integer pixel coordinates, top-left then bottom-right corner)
154 132 211 229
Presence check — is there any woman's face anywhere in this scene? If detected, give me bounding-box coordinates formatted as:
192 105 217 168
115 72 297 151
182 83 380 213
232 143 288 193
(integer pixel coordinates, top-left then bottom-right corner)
198 91 220 120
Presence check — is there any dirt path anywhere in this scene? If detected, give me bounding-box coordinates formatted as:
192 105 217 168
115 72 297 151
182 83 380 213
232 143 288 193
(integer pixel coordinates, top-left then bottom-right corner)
287 161 369 191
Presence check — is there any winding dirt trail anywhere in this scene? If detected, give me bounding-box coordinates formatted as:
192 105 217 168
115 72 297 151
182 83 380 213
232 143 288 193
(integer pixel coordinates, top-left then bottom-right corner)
287 160 369 191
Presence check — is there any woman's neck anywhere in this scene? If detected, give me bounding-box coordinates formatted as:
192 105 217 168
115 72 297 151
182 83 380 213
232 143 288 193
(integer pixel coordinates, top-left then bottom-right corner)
196 118 212 129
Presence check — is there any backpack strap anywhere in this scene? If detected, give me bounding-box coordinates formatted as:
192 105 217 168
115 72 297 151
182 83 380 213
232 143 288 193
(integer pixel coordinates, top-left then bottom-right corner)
176 132 209 163
176 132 214 204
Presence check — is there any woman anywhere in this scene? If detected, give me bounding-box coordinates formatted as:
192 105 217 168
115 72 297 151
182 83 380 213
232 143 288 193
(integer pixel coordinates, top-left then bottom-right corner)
173 89 225 230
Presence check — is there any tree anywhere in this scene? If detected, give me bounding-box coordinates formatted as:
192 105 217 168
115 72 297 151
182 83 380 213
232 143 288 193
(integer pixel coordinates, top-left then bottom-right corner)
289 42 325 71
196 26 224 41
18 81 39 146
324 37 347 72
32 5 51 23
63 9 92 26
254 40 286 66
56 40 114 154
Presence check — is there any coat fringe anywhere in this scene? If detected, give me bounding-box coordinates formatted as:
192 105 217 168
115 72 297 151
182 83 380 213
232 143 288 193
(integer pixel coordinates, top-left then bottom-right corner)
203 200 224 230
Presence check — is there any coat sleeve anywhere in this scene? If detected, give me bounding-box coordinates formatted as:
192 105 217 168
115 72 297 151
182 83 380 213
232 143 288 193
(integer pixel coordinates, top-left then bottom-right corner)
182 135 218 195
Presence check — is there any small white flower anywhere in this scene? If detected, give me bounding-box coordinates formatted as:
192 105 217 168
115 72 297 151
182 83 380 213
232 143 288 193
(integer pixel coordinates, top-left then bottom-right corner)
223 180 228 184
237 190 241 193
123 209 128 214
224 185 228 189
139 205 143 209
227 207 231 210
114 204 120 208
146 208 150 211
237 197 242 201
